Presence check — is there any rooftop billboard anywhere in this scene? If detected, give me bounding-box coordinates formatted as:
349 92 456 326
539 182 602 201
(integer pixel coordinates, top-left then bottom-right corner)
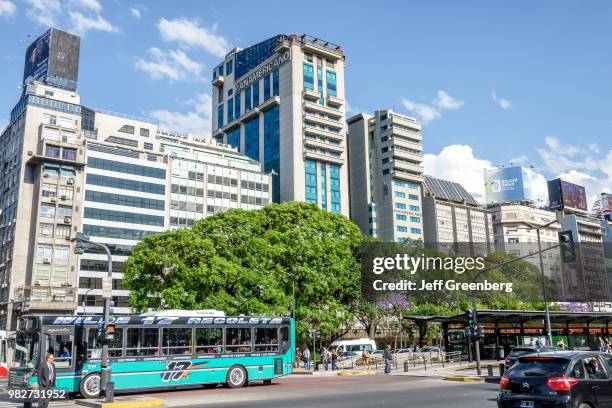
547 178 588 212
23 29 80 91
602 193 612 220
484 166 527 203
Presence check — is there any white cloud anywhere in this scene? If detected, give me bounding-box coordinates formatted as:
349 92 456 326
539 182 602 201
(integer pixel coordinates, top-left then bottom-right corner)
130 8 141 18
424 145 492 202
71 0 101 13
509 155 528 165
522 167 549 206
0 0 16 17
134 47 203 81
435 90 464 110
69 11 118 36
157 18 229 58
150 93 212 138
400 90 463 124
25 0 60 26
491 92 512 109
537 136 598 174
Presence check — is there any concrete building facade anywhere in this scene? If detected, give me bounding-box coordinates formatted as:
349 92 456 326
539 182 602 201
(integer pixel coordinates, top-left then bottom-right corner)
211 34 349 216
422 175 494 255
347 110 424 242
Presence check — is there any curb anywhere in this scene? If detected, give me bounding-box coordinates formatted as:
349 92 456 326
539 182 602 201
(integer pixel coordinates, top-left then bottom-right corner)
338 370 376 376
75 398 164 408
443 376 485 383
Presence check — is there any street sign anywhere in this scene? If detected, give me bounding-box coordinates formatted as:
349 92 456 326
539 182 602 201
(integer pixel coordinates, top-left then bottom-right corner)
102 276 113 299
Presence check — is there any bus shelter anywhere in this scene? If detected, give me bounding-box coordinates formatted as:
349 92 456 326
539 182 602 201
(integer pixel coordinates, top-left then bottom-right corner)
404 310 612 361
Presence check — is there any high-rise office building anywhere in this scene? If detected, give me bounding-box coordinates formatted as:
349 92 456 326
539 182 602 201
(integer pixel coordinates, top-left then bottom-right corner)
422 175 494 256
211 34 349 216
0 29 271 328
347 110 424 242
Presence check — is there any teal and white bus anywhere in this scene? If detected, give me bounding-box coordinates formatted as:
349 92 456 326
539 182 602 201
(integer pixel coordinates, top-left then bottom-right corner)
9 310 294 398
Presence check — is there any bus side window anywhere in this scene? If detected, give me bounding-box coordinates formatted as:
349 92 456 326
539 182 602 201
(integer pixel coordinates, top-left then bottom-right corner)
226 328 251 353
86 329 102 359
254 328 278 352
48 334 72 368
162 328 192 356
195 328 222 354
127 328 159 356
280 326 290 352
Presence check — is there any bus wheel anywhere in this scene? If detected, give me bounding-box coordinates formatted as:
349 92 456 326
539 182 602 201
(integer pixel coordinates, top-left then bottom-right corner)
263 379 272 385
226 365 247 388
80 373 101 399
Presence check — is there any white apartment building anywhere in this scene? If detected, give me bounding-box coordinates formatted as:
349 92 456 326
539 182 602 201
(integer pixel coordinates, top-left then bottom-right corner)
488 202 561 278
347 110 424 242
211 34 349 216
422 175 494 256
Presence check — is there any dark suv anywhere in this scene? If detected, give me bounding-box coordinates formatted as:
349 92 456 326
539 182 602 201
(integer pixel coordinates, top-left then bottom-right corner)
498 351 612 408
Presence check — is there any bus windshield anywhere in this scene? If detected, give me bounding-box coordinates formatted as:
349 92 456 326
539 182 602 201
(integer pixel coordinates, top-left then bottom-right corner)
12 332 40 369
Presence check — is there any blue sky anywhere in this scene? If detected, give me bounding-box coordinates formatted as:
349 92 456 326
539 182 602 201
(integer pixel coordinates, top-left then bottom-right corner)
0 0 610 205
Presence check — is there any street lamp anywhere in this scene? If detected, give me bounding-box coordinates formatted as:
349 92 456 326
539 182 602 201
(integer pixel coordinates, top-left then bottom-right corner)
517 219 559 347
73 232 114 402
282 272 296 321
82 287 96 315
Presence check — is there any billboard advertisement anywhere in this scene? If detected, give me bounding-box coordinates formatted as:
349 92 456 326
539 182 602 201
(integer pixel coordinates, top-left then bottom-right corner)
23 29 51 85
23 29 80 91
547 179 588 212
602 193 612 220
484 166 526 203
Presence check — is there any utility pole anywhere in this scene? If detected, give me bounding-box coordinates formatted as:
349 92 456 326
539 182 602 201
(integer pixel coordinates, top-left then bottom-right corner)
73 232 114 402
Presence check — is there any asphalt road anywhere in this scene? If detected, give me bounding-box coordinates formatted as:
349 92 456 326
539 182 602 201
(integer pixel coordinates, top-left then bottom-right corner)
150 375 500 407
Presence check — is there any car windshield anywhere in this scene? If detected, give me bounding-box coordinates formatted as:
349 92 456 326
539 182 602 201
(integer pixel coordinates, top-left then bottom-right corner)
507 357 570 378
12 332 40 369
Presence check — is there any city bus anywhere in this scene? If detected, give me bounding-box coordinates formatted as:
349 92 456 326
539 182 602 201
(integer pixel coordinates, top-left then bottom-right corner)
8 311 294 398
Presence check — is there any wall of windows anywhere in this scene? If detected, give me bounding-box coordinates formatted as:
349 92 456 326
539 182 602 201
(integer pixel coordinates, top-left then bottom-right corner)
227 97 234 122
330 164 341 214
87 157 166 179
320 163 327 210
226 128 240 150
235 92 241 118
305 160 317 204
84 207 164 226
273 68 279 96
244 117 259 161
83 224 156 241
253 80 260 108
245 87 252 111
303 63 314 90
234 35 280 79
263 105 280 203
317 66 324 104
86 174 165 195
326 70 337 97
217 104 224 128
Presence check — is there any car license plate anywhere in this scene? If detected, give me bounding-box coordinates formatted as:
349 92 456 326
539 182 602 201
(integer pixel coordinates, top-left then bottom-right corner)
520 402 534 408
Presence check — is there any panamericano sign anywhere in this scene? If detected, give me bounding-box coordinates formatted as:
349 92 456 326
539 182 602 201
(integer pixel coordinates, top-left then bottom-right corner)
234 51 290 92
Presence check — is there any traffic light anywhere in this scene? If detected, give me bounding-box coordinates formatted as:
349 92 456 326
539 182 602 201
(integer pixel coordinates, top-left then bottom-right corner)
559 231 576 263
106 322 116 340
467 310 474 326
258 285 265 297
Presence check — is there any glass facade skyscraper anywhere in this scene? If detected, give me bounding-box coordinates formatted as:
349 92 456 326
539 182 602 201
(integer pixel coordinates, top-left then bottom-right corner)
211 34 349 216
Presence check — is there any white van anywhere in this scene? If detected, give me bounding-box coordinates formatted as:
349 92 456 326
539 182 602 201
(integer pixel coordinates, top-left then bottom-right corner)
328 338 377 356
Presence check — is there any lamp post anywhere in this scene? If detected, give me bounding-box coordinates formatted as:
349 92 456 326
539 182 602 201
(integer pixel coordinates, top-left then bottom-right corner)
73 232 114 402
517 219 558 347
82 287 96 315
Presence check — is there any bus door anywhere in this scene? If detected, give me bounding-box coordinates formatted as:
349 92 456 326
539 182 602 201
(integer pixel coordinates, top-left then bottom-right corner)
43 326 75 373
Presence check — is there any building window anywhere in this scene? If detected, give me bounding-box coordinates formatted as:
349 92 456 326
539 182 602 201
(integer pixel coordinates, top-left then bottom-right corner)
330 164 341 214
272 68 279 96
408 194 419 200
40 204 56 218
326 70 337 97
320 163 327 210
61 130 75 144
382 169 390 175
42 183 57 198
46 145 60 158
396 214 407 221
244 117 259 161
57 205 72 218
217 104 224 128
264 74 271 101
227 128 240 150
303 63 314 90
382 158 389 164
62 148 77 161
397 226 408 233
37 244 53 259
252 81 259 108
317 66 324 104
235 92 241 118
54 245 69 260
39 223 54 237
305 160 317 204
395 192 406 198
105 136 138 148
410 216 421 223
263 105 280 203
118 125 135 134
218 64 224 77
87 157 165 179
409 205 420 211
55 224 71 239
144 142 153 150
140 128 150 137
410 228 421 235
226 59 233 75
395 203 406 210
245 86 252 112
227 97 234 122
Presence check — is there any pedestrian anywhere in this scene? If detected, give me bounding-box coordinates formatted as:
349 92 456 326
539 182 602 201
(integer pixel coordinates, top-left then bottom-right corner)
331 348 338 371
303 347 311 371
362 348 371 371
557 338 566 350
322 348 330 371
535 338 543 349
600 337 606 352
295 347 301 368
383 344 392 374
38 352 56 408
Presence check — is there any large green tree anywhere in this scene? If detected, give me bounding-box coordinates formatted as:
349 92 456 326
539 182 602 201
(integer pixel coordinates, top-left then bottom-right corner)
123 202 364 344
